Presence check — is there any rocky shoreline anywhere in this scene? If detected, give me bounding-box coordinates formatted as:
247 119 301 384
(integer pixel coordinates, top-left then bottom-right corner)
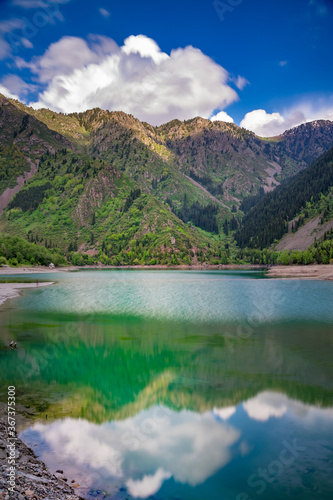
0 419 83 500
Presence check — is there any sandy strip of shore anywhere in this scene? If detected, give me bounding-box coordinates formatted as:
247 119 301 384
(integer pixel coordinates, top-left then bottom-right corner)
0 266 62 274
267 265 333 280
0 282 54 307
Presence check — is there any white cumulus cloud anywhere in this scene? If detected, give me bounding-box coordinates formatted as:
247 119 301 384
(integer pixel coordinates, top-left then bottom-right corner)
240 109 286 136
122 34 169 64
210 111 234 123
240 105 333 137
20 35 118 82
23 34 239 125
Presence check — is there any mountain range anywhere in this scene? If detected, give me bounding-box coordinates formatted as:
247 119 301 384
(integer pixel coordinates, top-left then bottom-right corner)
0 92 332 266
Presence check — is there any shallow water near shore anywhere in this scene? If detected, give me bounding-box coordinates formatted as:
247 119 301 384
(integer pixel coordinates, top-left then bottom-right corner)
0 270 333 499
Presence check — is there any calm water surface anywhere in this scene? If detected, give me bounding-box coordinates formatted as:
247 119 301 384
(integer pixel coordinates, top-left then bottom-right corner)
0 270 333 500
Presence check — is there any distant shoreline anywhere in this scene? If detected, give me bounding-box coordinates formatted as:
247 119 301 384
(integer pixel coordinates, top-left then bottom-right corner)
0 263 267 274
0 264 332 280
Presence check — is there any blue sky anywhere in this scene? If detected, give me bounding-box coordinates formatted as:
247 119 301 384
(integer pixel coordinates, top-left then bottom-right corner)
0 0 332 135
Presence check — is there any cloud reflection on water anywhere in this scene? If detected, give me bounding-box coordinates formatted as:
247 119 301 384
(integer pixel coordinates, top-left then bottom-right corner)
23 406 240 497
21 392 333 498
243 391 333 423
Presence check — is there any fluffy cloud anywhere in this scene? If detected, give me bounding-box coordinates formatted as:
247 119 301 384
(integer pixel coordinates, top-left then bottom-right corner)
210 111 234 123
240 109 286 136
121 35 169 64
24 34 239 125
240 105 333 137
20 35 118 82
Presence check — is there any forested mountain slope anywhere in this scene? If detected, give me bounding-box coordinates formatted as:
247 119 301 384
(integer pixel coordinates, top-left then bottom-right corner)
0 94 73 212
7 95 333 212
1 93 333 264
0 148 219 266
235 147 333 249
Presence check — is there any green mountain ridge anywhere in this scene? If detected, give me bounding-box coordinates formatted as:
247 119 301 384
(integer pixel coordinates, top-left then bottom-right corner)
6 95 333 209
0 148 216 266
0 93 333 265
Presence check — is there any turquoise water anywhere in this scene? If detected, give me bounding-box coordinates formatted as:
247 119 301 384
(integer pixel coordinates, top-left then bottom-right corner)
0 270 333 499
